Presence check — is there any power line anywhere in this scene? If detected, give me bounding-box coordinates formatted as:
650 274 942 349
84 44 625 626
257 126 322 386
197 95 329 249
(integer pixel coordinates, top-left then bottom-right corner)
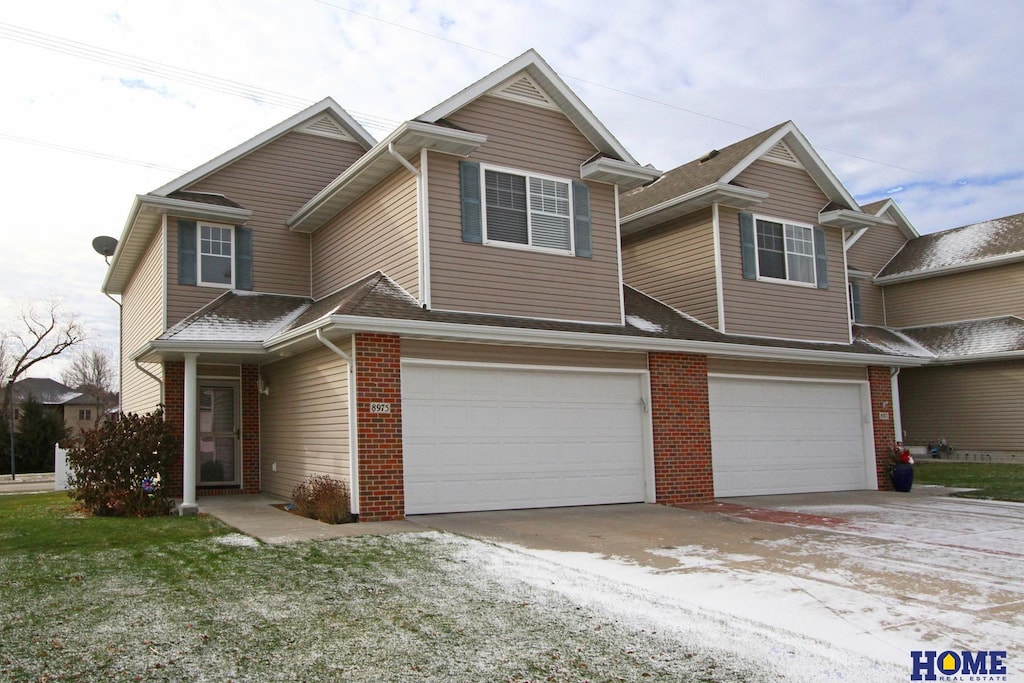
0 133 187 172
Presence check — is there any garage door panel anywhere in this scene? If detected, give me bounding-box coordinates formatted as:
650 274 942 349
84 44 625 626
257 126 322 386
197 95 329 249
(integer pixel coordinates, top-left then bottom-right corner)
403 364 647 514
709 376 871 497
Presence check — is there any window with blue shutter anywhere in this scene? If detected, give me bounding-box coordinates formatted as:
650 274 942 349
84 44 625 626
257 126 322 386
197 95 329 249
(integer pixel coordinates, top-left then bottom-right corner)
235 226 253 291
742 213 828 288
459 162 590 256
178 220 197 285
849 282 863 323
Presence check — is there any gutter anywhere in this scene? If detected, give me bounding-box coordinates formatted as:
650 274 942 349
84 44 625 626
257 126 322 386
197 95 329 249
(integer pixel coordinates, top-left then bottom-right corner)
316 330 360 516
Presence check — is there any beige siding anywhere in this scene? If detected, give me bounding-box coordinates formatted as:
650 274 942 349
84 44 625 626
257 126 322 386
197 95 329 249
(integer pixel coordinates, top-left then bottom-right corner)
707 358 867 381
622 209 718 327
847 223 908 326
311 167 419 299
166 132 365 324
259 344 350 498
883 262 1024 328
121 227 165 414
899 361 1024 450
719 161 850 342
403 340 648 370
427 96 622 324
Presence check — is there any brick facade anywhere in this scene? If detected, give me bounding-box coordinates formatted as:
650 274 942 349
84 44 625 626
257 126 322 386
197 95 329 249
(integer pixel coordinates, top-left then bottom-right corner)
868 365 897 491
354 333 404 521
648 352 714 505
161 361 261 498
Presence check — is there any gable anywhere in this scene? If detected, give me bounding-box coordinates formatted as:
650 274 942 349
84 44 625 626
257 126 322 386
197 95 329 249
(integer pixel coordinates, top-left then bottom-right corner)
487 72 560 111
732 159 829 225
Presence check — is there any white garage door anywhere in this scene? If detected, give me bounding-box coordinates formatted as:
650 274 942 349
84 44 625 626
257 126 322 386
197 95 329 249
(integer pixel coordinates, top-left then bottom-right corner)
402 363 649 514
708 376 873 497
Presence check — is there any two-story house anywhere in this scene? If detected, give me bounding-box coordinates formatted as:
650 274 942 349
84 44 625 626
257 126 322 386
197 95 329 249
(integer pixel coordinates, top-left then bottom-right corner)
103 51 920 519
848 209 1024 459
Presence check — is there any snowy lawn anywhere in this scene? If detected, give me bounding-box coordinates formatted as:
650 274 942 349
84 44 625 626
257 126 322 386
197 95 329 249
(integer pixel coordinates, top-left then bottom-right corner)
0 492 857 682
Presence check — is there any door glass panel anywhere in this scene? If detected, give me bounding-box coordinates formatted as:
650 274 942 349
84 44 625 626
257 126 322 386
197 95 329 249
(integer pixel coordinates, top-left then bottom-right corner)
198 385 237 484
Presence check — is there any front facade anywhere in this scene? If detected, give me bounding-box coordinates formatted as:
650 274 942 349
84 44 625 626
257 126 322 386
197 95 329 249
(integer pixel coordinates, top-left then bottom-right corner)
104 51 928 520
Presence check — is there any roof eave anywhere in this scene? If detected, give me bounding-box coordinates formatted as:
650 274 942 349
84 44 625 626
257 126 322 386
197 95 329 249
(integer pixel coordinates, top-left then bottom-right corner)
103 195 253 295
134 339 268 364
820 208 897 231
580 158 662 191
287 121 487 233
620 183 768 235
875 251 1024 285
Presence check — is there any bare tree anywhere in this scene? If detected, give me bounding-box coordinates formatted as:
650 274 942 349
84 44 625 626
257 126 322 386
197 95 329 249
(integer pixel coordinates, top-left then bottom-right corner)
2 299 86 478
62 346 118 422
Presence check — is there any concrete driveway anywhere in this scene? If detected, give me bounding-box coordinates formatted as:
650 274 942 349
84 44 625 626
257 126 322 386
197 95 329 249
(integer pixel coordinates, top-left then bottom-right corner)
413 488 1024 676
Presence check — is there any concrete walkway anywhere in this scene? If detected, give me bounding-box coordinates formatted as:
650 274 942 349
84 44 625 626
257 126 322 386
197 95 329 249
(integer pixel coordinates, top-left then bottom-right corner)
0 473 56 494
196 494 422 544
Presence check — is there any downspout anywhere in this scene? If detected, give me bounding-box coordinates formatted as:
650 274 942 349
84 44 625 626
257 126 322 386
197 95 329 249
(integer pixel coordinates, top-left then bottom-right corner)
134 360 165 406
388 143 421 178
890 368 903 443
389 143 431 308
316 330 360 516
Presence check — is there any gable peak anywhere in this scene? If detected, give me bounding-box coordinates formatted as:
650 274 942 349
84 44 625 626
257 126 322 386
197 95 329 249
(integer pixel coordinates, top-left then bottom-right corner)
761 139 802 168
298 112 356 142
488 72 559 111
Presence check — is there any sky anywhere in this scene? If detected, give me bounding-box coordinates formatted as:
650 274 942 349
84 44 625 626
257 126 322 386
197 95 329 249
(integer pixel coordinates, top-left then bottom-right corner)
1 0 1022 380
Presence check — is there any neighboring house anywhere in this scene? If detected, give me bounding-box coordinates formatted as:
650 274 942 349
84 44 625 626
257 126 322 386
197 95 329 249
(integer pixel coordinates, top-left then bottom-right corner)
850 211 1024 458
6 377 108 440
102 50 922 520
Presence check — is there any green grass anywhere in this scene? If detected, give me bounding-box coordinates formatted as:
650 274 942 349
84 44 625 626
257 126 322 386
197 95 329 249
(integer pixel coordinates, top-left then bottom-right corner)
0 493 749 682
914 462 1024 502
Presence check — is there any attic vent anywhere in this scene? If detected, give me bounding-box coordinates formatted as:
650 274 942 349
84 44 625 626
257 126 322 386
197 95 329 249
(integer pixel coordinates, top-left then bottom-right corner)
299 114 354 141
489 74 559 111
763 140 802 168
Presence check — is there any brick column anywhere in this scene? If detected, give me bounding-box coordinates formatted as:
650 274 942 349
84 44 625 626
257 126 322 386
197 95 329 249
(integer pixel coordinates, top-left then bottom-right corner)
648 352 714 505
163 361 184 498
354 333 404 521
868 366 896 490
240 365 261 493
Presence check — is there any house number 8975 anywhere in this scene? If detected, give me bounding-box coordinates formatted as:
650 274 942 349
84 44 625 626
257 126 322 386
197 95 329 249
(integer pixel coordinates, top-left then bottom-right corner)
370 403 392 414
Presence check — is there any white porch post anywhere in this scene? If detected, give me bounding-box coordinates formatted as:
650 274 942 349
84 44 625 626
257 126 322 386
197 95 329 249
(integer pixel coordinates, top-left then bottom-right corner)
180 353 199 516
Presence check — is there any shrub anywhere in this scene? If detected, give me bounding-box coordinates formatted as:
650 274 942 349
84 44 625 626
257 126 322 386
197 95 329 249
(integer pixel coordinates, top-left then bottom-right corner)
65 409 176 517
292 475 352 524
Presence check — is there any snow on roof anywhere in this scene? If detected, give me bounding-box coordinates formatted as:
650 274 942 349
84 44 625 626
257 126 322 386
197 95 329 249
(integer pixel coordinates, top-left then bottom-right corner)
878 211 1024 279
161 292 311 343
898 316 1024 359
852 326 934 358
11 378 82 405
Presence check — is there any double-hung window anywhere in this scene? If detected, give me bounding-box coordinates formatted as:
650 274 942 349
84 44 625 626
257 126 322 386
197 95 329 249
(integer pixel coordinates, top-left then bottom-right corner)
755 218 816 285
483 168 573 253
199 223 233 287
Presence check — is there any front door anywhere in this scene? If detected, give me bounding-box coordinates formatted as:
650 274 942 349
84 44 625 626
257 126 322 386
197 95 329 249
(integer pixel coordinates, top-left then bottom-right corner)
197 381 240 486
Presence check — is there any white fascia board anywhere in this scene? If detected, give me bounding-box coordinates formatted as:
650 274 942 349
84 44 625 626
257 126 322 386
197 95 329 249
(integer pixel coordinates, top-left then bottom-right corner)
287 121 487 232
934 350 1024 365
137 194 252 223
580 157 662 191
152 98 376 197
874 250 1024 285
136 339 267 363
620 183 768 234
720 122 859 210
844 227 870 250
419 49 639 165
820 209 896 231
264 313 930 367
871 198 920 239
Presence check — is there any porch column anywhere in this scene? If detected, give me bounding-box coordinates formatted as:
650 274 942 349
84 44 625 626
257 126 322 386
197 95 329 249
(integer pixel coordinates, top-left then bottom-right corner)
180 353 199 515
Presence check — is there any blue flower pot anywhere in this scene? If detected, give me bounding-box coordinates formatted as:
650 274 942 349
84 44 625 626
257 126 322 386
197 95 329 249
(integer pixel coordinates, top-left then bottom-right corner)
891 463 914 492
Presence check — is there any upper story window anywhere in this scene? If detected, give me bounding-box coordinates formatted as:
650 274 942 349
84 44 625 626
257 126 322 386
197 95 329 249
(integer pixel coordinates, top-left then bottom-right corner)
740 212 829 290
459 160 592 259
199 223 234 287
483 168 573 253
79 409 92 421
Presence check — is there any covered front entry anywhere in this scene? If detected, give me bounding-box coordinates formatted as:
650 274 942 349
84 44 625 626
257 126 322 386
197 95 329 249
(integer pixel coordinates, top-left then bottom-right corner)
401 362 651 514
708 375 874 497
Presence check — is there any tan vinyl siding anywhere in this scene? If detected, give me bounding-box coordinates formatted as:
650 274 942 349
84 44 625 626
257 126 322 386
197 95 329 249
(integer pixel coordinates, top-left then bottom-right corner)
311 167 419 299
883 262 1024 328
846 223 908 326
121 227 165 414
402 340 648 370
899 361 1024 450
719 161 850 342
707 358 867 381
428 96 622 324
167 132 365 324
259 344 350 498
621 209 718 327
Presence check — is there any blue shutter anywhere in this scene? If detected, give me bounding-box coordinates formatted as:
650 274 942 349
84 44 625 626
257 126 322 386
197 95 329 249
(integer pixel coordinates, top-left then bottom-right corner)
739 213 756 280
459 161 482 244
850 282 863 323
235 226 253 291
572 181 592 258
178 220 197 285
813 226 829 289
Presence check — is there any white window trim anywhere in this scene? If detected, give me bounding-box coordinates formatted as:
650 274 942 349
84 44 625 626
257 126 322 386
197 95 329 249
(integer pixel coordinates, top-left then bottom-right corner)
197 221 235 289
752 214 817 288
479 163 576 256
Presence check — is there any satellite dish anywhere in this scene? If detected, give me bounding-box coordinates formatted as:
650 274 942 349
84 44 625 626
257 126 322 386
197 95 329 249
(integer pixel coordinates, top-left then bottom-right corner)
92 236 118 260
